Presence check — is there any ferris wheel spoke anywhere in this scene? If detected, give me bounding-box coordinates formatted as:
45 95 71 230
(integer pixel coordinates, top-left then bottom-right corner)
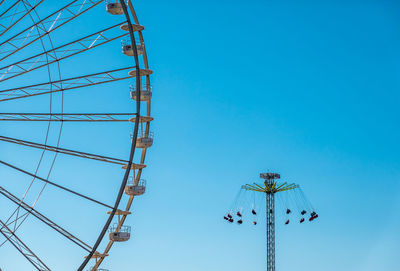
0 0 104 61
0 186 93 252
0 0 24 20
0 113 139 122
0 0 45 39
0 0 24 24
0 220 50 271
0 22 128 82
0 160 113 209
0 66 134 102
0 135 130 165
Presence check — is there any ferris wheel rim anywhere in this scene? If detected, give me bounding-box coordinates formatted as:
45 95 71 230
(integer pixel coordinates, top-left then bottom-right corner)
85 0 154 269
77 0 144 269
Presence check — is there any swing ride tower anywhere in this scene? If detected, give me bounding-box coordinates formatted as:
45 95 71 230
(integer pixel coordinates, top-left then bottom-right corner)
242 173 299 271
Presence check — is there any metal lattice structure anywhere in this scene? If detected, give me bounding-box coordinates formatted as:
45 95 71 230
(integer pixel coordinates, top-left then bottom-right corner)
265 183 275 271
0 0 153 270
242 173 299 271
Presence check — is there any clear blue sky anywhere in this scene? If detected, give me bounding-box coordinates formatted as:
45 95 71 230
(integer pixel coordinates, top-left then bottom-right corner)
1 0 400 270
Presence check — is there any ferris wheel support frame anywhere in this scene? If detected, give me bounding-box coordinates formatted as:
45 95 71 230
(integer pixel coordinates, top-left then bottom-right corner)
0 0 152 269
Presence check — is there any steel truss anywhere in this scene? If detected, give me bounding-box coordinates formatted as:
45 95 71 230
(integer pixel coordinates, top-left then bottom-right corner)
0 67 134 102
0 0 103 60
0 22 128 82
0 135 130 165
0 113 137 122
0 186 93 252
0 219 50 271
0 160 113 209
265 183 275 271
0 0 44 39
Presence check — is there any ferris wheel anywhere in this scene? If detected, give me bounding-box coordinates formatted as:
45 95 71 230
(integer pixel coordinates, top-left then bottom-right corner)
0 0 153 270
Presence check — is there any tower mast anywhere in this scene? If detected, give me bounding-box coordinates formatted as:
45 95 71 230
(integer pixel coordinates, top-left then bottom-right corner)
261 173 279 271
243 172 298 271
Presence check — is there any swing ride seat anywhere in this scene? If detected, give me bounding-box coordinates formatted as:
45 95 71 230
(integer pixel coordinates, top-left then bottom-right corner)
108 225 131 242
106 1 124 15
309 211 318 221
224 176 318 231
